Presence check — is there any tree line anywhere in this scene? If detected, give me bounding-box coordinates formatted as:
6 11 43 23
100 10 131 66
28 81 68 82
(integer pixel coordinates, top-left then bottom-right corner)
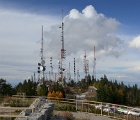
1 75 140 106
0 78 64 97
95 75 140 106
68 74 140 106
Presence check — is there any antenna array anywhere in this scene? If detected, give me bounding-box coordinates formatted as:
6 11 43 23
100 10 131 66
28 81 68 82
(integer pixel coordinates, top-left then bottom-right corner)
59 9 66 87
37 25 46 83
83 51 89 88
93 46 96 80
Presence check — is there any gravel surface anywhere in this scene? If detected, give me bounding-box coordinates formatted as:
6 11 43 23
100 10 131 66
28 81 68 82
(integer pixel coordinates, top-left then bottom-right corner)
72 112 115 120
50 111 115 120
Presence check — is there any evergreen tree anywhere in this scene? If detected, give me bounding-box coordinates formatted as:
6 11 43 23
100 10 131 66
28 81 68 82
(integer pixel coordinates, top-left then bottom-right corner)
15 79 38 96
37 82 48 96
0 78 16 96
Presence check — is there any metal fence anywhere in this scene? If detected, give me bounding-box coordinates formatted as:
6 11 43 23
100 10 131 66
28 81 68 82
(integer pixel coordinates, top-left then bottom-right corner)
0 96 140 120
48 97 140 120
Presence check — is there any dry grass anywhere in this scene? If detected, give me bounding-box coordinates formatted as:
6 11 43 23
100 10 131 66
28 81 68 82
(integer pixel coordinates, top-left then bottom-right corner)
0 97 35 107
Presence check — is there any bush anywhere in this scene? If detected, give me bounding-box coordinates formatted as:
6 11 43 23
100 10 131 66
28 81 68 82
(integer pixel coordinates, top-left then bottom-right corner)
54 103 76 112
47 91 64 100
10 99 30 107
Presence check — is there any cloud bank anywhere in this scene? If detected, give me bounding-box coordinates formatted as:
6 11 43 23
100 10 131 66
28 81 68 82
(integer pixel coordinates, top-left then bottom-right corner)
2 4 138 86
45 5 124 59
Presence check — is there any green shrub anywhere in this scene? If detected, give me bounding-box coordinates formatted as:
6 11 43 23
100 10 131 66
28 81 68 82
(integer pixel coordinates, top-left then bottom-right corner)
54 103 76 112
10 99 30 107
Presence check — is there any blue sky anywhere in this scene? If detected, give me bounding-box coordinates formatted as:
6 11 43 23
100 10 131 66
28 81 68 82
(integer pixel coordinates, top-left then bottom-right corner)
0 0 140 87
1 0 140 35
1 0 140 34
1 0 139 24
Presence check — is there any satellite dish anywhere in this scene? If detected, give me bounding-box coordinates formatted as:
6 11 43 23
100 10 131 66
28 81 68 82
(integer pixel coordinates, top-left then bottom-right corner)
58 60 60 64
40 66 43 71
41 60 45 65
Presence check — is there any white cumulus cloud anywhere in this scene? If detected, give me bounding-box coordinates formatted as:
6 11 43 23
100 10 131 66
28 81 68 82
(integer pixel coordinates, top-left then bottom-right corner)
44 5 124 59
129 35 140 50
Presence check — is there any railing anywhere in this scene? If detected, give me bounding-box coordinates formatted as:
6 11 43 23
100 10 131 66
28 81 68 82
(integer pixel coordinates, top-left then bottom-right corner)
0 106 34 118
0 97 54 120
48 97 140 120
0 96 140 120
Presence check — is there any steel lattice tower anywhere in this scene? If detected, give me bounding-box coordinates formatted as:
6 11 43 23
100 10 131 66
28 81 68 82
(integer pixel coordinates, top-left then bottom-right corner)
59 9 66 87
93 46 96 80
83 51 89 89
37 25 46 83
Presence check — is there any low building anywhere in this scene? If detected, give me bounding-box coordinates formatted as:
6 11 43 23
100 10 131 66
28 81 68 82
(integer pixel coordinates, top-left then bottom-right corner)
76 86 97 100
87 86 97 97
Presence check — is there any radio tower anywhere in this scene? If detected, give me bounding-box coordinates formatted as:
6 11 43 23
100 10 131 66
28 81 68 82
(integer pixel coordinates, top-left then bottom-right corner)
37 25 46 83
59 9 66 87
76 59 80 82
93 46 96 80
83 51 89 89
74 58 76 82
50 57 53 80
68 62 71 80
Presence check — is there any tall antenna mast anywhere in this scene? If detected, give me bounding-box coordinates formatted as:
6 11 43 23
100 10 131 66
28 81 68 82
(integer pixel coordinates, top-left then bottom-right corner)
34 72 36 82
59 9 66 87
62 9 64 51
93 46 96 80
41 25 44 80
37 25 46 83
60 9 65 58
74 58 76 82
50 57 53 80
69 62 71 80
76 59 80 82
83 50 89 89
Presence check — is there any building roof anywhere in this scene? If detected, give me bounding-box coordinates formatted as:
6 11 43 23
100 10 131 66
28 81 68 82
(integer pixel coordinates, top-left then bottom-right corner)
88 86 97 90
